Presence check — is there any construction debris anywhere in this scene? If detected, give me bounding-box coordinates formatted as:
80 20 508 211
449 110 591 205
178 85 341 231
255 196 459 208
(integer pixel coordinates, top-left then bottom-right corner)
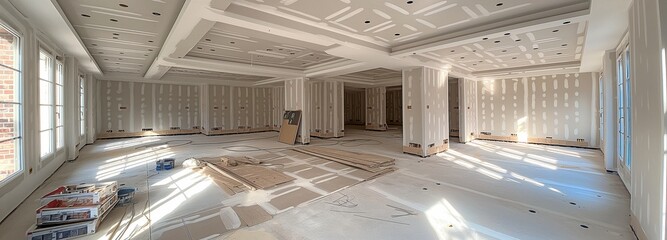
199 156 296 191
294 146 396 175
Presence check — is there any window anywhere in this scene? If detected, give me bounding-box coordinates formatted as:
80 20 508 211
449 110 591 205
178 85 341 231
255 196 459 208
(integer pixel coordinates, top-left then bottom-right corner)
79 75 85 136
56 62 64 149
39 51 54 158
0 23 22 182
617 47 632 170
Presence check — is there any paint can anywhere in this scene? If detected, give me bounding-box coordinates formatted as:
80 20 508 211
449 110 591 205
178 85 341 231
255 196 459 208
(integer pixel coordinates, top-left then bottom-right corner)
117 187 135 205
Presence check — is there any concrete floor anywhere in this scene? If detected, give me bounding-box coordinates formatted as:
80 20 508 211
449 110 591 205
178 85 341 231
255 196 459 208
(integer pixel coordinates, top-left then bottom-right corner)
0 127 634 240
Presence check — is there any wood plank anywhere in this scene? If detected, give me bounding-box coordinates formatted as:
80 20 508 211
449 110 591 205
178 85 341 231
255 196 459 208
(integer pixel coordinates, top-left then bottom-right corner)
269 187 322 211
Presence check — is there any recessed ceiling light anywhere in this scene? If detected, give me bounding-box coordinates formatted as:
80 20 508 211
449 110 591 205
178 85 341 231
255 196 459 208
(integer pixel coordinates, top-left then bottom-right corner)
504 33 510 36
267 49 273 51
473 64 477 66
91 44 97 46
395 33 401 36
364 20 371 24
496 3 504 7
515 39 521 42
210 49 215 51
144 54 148 56
494 40 501 43
290 52 295 55
120 52 124 55
112 37 118 39
205 39 211 41
148 49 153 51
148 40 154 43
472 50 477 52
104 58 108 60
502 50 507 52
552 29 559 33
152 12 161 16
563 21 571 24
562 44 568 46
81 14 91 18
110 19 118 22
557 52 562 55
119 3 128 7
512 57 517 59
197 47 202 50
113 33 119 36
533 47 539 50
407 1 414 4
482 37 489 40
230 41 235 44
460 57 465 59
450 50 455 53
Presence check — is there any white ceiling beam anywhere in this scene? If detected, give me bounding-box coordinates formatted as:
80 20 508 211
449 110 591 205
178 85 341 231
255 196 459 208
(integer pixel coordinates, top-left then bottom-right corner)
579 0 631 72
472 61 581 78
162 56 304 78
144 0 226 79
391 3 590 57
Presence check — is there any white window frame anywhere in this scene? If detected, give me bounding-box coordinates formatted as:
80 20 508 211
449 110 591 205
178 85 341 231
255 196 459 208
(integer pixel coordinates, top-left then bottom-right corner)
79 74 85 136
616 45 632 171
0 21 23 185
55 61 64 150
39 50 55 159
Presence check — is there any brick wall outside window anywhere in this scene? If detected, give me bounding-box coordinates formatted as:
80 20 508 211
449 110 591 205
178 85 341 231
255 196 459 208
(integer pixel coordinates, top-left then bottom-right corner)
0 29 19 181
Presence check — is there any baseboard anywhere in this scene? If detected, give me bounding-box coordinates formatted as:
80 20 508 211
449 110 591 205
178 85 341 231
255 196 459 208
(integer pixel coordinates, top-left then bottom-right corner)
630 212 648 240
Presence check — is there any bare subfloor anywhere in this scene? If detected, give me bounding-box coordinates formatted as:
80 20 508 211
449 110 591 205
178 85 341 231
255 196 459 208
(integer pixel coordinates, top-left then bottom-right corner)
0 128 633 240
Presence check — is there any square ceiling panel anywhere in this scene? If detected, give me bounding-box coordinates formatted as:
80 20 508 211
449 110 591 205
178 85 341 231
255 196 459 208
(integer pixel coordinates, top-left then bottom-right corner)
57 0 185 74
417 21 587 72
229 0 588 47
340 68 402 80
186 23 341 70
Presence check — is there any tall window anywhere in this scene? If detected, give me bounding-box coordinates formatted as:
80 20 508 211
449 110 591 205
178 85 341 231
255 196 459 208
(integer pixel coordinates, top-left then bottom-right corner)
617 46 632 170
79 75 85 136
39 51 54 158
55 62 64 149
0 23 22 182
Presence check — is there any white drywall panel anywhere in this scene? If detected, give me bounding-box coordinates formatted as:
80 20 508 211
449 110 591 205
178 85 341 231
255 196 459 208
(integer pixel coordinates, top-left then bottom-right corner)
272 86 285 130
477 73 596 146
402 68 424 149
344 90 365 125
459 78 478 143
232 87 253 129
365 87 387 130
132 82 155 131
628 0 666 238
386 88 402 125
209 85 231 130
601 51 618 171
422 67 449 150
100 80 131 132
253 87 272 129
309 81 344 137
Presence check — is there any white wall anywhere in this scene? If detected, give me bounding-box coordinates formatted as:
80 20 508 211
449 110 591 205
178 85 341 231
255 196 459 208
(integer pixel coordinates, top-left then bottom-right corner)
386 88 402 125
285 78 310 144
0 2 94 221
477 73 598 147
309 80 344 137
344 89 365 125
628 0 666 239
365 87 387 130
459 78 478 143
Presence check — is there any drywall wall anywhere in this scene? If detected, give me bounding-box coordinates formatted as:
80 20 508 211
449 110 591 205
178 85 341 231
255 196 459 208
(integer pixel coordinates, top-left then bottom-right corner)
402 67 449 157
309 81 344 138
459 78 478 143
285 78 310 144
386 87 402 125
628 0 665 239
98 80 200 134
366 87 387 130
203 85 275 134
344 89 365 125
448 78 460 137
272 86 285 130
254 87 273 130
477 73 597 147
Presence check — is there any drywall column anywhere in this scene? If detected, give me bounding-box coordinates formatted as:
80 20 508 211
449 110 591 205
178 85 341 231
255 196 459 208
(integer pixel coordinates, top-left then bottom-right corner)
64 57 80 160
285 78 310 144
601 51 617 171
459 78 478 143
365 87 387 131
309 80 344 138
402 67 449 157
85 75 96 143
448 78 460 138
200 84 210 134
628 0 666 239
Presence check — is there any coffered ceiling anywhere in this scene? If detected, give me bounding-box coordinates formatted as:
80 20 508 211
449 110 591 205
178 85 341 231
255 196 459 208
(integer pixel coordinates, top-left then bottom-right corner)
56 0 185 74
42 0 618 84
187 23 341 70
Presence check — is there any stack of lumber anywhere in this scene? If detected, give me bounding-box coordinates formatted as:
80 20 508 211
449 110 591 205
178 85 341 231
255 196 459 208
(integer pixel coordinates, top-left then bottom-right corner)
199 156 295 192
294 146 396 178
27 182 119 240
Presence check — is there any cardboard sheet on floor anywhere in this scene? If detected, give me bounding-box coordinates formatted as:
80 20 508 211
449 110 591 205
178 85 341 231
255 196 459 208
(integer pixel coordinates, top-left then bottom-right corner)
269 187 322 211
314 176 359 193
185 208 231 239
295 167 331 179
324 162 350 170
233 205 273 227
283 164 310 173
200 167 248 195
278 111 301 145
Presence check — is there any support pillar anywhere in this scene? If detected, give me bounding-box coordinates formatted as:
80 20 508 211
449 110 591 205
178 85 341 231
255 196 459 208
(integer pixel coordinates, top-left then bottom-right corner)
309 80 344 138
402 67 449 157
365 86 387 131
285 77 310 144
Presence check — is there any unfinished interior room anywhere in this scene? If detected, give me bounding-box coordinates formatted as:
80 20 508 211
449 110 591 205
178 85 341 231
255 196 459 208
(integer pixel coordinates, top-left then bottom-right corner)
0 0 665 239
